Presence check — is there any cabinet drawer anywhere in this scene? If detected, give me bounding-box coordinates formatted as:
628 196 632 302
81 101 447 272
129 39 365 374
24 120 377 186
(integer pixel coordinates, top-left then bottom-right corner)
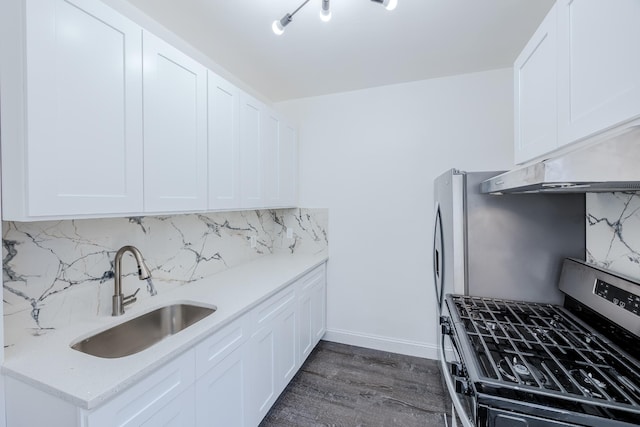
195 317 246 377
253 288 296 327
86 350 195 427
297 264 326 293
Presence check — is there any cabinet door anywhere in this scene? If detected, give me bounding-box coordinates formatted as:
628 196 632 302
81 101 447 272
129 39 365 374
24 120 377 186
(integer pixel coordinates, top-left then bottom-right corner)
246 323 276 426
86 350 195 427
557 0 640 144
20 0 143 217
246 289 297 425
263 112 298 208
278 122 298 207
275 305 297 388
298 266 327 363
143 31 208 213
262 110 281 208
513 3 558 164
196 346 246 427
208 72 241 210
195 316 246 427
140 387 196 427
240 94 265 209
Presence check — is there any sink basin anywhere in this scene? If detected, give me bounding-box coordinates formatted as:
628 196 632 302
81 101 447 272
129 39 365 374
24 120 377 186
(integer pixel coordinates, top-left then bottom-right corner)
71 303 216 358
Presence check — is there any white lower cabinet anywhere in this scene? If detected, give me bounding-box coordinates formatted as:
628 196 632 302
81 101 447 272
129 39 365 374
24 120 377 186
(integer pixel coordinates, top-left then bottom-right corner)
298 265 327 363
84 350 196 427
4 264 326 427
195 317 247 427
246 288 297 426
139 387 196 427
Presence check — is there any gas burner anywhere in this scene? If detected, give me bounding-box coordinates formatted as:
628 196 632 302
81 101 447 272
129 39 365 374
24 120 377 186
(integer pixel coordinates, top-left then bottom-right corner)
498 357 548 387
476 321 501 333
570 369 607 398
468 308 484 321
513 360 530 376
582 371 607 389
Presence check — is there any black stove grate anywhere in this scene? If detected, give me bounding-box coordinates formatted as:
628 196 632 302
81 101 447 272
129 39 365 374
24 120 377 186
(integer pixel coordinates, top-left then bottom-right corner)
451 295 640 409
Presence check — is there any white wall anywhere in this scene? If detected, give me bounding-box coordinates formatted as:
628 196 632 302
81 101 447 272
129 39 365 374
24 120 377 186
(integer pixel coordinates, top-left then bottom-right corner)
277 68 514 358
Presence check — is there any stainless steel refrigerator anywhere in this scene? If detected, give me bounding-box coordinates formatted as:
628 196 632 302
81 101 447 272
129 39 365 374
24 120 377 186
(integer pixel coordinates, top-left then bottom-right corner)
433 168 586 313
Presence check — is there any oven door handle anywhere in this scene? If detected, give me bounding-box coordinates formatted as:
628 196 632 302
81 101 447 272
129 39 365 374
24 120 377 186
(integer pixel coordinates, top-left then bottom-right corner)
439 329 474 427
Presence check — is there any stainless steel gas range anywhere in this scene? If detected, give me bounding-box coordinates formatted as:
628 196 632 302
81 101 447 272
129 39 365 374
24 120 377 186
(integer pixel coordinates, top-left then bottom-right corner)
439 258 640 426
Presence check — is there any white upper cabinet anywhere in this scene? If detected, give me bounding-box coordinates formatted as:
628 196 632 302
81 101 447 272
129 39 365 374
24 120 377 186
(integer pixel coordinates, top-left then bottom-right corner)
514 4 558 164
514 0 640 164
263 110 281 207
240 94 265 209
278 122 298 208
557 0 640 144
208 72 241 210
263 111 298 208
0 0 298 220
143 31 208 213
0 0 144 220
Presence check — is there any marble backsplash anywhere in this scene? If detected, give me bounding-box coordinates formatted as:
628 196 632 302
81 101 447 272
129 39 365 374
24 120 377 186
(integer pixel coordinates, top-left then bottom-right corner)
3 208 328 340
586 193 640 280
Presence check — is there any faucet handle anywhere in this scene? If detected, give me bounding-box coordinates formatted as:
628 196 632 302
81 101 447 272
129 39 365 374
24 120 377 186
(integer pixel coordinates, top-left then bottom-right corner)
123 288 140 307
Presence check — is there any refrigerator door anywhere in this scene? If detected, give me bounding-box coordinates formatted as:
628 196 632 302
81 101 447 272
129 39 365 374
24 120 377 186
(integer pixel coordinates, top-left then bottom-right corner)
433 169 466 315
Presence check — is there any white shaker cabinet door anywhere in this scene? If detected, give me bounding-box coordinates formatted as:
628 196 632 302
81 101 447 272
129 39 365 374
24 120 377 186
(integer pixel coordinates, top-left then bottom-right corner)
298 265 327 363
195 347 246 427
85 350 196 427
143 31 208 213
262 109 281 208
278 121 298 208
240 94 265 209
557 0 640 145
7 0 144 218
208 72 241 210
513 3 558 164
263 111 298 208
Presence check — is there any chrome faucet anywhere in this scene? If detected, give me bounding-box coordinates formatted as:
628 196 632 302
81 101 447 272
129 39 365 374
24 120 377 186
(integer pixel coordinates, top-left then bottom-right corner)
112 245 152 316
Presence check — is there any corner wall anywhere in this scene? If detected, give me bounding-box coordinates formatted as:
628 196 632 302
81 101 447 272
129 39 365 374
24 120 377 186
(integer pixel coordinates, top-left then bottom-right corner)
277 69 514 358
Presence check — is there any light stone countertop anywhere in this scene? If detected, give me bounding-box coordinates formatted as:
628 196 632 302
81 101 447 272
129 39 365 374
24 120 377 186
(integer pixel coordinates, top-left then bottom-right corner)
2 253 328 410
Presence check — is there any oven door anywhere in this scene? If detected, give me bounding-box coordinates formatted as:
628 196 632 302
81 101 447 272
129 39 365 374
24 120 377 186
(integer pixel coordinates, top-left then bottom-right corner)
439 308 476 427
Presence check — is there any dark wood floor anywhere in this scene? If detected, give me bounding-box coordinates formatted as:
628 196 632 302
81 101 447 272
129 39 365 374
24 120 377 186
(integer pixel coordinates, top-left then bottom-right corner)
260 340 452 427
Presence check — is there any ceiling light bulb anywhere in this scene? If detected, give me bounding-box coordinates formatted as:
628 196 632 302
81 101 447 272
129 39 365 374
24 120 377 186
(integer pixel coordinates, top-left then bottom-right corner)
272 13 291 35
320 0 331 22
272 20 285 35
383 0 398 11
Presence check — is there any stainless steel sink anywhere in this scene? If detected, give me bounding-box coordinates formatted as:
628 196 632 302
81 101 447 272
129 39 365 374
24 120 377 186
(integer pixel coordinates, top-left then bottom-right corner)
71 303 216 358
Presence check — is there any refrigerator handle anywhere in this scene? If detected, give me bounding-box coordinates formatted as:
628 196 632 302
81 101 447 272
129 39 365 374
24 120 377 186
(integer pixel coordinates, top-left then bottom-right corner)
433 204 444 314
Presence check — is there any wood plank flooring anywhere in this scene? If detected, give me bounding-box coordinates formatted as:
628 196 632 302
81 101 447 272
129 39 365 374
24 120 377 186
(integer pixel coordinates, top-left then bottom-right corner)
260 340 452 427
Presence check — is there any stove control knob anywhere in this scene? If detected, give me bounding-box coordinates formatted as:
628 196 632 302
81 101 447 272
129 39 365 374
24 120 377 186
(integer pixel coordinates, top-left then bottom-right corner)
440 316 452 335
450 362 464 377
454 377 470 395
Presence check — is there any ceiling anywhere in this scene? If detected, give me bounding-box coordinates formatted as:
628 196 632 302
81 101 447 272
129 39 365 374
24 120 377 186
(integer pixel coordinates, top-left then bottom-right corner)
123 0 554 102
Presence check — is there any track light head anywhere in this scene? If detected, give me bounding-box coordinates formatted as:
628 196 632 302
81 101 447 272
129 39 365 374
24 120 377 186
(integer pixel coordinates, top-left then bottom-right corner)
273 0 396 35
371 0 398 11
320 0 331 22
272 13 292 35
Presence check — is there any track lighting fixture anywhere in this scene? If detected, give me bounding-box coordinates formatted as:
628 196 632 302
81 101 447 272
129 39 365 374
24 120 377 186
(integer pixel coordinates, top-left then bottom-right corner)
272 0 397 35
320 0 331 22
370 0 398 11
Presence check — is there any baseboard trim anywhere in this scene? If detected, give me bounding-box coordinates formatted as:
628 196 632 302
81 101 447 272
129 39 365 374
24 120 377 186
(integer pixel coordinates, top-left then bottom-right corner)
322 328 438 360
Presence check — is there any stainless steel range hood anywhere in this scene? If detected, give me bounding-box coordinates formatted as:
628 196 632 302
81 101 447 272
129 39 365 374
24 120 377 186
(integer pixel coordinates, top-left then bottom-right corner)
481 126 640 194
